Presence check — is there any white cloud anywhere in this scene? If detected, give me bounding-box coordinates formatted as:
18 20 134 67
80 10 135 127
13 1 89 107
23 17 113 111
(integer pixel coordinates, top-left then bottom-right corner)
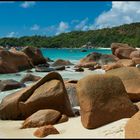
75 18 89 31
20 1 36 8
56 21 69 35
6 32 18 38
93 1 140 29
30 24 40 31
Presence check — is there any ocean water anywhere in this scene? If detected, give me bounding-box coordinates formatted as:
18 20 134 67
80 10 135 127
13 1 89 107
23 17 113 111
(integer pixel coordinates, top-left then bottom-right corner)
0 48 110 101
41 48 111 61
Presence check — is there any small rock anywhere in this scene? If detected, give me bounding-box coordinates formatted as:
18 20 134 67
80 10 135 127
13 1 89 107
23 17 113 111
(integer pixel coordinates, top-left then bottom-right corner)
46 57 54 62
81 49 87 52
53 66 65 71
21 109 61 129
34 125 59 138
75 67 84 72
20 74 41 83
52 59 73 67
0 79 25 91
26 70 33 73
35 66 55 72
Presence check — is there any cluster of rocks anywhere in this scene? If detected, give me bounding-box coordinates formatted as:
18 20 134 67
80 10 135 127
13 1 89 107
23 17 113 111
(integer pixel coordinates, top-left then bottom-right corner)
0 46 75 74
0 46 45 74
0 68 140 138
103 43 140 71
75 43 140 138
0 72 78 137
35 59 73 72
1 43 140 138
76 43 140 73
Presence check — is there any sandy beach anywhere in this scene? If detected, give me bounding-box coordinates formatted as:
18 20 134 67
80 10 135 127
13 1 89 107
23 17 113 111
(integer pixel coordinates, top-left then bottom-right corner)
0 111 129 139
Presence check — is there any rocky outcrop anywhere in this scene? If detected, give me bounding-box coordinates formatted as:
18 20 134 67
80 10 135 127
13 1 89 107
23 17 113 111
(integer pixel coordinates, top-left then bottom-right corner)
20 74 41 83
34 125 59 138
111 43 137 59
76 74 138 129
77 52 119 68
51 59 73 67
76 62 97 68
0 49 33 74
102 59 135 72
74 67 84 72
132 57 140 65
21 109 61 128
130 50 140 59
0 72 74 120
102 63 123 72
106 67 140 101
125 111 140 139
117 59 135 67
0 79 25 91
22 46 46 65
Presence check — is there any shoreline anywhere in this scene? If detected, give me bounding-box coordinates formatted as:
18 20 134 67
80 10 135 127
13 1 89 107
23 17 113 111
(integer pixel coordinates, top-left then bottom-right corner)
0 112 129 138
41 47 111 50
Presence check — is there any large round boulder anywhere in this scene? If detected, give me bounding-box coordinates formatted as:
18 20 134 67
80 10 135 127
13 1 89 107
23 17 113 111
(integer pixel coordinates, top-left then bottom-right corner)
0 72 74 120
76 74 138 129
111 43 137 59
22 46 46 65
77 52 119 68
111 43 132 55
106 67 140 101
125 111 140 138
114 47 137 59
0 49 33 74
51 59 73 67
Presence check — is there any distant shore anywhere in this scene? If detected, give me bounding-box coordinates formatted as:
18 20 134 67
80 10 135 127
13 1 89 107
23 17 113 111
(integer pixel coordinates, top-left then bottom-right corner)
41 47 111 50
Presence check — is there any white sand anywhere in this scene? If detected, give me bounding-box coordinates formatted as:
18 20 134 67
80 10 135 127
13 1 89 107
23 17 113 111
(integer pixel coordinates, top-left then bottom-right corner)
0 115 129 139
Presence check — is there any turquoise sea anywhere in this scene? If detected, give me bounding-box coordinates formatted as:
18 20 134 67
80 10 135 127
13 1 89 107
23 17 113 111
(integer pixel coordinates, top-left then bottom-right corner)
0 48 111 101
41 48 111 61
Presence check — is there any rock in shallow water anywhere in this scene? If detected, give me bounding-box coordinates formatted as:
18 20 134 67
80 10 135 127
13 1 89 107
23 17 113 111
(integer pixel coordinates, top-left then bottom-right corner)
20 74 41 83
35 66 55 72
51 59 73 67
0 79 25 92
0 49 33 74
22 46 46 66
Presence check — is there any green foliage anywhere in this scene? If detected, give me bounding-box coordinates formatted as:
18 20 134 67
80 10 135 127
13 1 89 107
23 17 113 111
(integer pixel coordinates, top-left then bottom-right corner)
0 22 140 48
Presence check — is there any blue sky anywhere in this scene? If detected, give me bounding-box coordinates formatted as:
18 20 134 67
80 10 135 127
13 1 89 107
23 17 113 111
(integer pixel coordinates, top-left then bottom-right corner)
0 1 140 38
